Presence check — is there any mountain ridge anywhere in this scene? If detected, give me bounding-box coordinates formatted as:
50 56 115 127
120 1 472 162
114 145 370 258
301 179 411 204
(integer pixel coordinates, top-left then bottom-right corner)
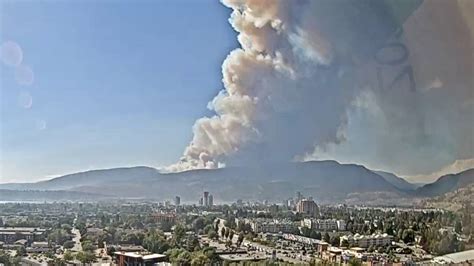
416 168 474 197
0 161 401 202
374 170 419 191
2 162 472 203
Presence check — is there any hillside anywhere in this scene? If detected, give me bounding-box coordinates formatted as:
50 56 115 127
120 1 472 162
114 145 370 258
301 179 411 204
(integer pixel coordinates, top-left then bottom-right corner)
423 183 474 212
0 189 112 202
374 170 418 191
0 161 403 203
0 166 159 191
416 168 474 197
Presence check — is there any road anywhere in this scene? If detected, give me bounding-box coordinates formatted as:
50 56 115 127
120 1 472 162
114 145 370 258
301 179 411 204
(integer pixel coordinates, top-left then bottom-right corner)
71 217 83 252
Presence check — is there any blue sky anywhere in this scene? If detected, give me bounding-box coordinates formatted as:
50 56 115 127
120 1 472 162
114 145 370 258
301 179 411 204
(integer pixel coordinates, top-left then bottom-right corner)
1 0 238 182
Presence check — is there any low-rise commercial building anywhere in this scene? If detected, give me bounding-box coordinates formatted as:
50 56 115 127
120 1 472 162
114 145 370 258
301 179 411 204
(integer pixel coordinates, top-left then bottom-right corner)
151 213 176 225
114 252 167 266
0 227 46 244
302 219 346 231
340 233 393 248
432 249 474 264
248 219 298 233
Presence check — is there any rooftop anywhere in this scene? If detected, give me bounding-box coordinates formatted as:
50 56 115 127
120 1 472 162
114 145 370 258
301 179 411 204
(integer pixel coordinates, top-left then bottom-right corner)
432 249 474 264
114 252 166 261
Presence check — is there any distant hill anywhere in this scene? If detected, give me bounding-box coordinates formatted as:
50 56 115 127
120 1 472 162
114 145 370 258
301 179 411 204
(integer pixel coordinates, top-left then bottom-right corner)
0 189 111 202
0 161 403 203
374 170 419 191
0 166 159 190
416 168 474 197
423 183 474 212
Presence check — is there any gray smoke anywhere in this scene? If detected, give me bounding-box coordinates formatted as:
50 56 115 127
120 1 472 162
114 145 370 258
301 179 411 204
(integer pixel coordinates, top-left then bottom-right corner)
166 0 474 178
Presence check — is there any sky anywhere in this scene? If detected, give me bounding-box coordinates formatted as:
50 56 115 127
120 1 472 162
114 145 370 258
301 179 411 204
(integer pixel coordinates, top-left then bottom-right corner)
0 0 237 183
1 0 473 184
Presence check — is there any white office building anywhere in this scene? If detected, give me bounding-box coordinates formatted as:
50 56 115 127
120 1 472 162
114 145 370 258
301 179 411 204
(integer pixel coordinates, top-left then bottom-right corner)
302 219 344 231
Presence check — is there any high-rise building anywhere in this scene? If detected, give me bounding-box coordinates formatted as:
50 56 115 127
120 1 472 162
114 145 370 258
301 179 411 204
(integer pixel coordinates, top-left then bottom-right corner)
296 199 319 216
296 191 303 203
199 198 203 206
282 199 289 208
174 196 181 206
203 191 209 207
208 194 213 206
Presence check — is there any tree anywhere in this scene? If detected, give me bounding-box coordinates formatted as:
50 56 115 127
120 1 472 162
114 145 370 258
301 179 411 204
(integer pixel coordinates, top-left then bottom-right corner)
348 258 362 266
402 229 415 244
63 250 74 262
143 230 171 254
330 235 340 247
214 220 220 232
48 228 70 245
192 217 206 232
75 251 95 265
340 239 349 248
0 250 12 264
367 245 375 253
203 224 214 234
160 220 174 232
323 232 330 243
455 220 462 234
207 230 217 240
186 234 200 251
191 253 210 265
81 240 95 252
16 245 27 257
48 258 66 266
173 223 187 247
237 232 244 246
176 250 192 265
221 227 226 238
202 246 218 263
166 248 185 262
63 240 75 249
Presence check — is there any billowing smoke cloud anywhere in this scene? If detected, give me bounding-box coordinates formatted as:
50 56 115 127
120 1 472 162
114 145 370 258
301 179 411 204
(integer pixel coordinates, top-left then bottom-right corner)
167 0 474 178
166 0 354 172
307 0 474 177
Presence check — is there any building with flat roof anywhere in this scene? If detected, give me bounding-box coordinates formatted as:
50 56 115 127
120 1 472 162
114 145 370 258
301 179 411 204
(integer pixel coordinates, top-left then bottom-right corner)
151 213 176 225
0 227 46 244
296 199 319 216
208 194 213 207
203 191 209 207
340 233 393 248
114 252 167 266
174 196 180 206
302 219 347 231
248 219 298 233
432 249 474 264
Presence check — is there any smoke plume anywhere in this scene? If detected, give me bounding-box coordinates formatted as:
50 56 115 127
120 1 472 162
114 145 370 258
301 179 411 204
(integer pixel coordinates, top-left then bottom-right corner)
166 0 474 178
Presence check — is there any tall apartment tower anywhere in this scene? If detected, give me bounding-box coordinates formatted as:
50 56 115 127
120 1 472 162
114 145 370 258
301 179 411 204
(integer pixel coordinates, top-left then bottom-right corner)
208 194 213 207
296 191 303 203
174 196 181 206
203 191 209 207
296 199 319 216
